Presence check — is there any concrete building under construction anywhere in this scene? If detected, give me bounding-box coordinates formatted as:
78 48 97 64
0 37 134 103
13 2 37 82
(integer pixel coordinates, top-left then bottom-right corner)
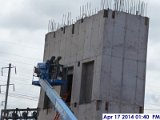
37 1 149 120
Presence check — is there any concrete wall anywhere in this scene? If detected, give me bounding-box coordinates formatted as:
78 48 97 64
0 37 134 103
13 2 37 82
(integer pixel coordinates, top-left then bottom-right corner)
38 10 149 120
100 11 149 113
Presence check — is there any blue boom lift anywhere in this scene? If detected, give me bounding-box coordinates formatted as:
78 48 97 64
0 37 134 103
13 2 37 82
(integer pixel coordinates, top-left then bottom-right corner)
32 56 77 120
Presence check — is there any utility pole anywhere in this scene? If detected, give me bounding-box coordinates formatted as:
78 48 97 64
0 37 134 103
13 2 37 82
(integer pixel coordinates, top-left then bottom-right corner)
1 63 16 111
4 63 11 111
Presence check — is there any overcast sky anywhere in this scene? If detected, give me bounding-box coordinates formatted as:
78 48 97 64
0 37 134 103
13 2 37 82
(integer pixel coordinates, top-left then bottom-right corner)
0 0 159 114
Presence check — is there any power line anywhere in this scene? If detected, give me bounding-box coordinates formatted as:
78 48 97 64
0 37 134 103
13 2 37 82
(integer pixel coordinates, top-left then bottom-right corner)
0 91 39 98
1 75 32 81
0 50 42 61
3 94 38 101
0 75 34 85
0 40 43 51
0 58 35 66
0 91 39 101
6 92 38 99
2 73 32 78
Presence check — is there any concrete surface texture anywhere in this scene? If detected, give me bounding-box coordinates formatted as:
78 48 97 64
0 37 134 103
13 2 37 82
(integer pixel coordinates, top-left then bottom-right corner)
37 9 149 120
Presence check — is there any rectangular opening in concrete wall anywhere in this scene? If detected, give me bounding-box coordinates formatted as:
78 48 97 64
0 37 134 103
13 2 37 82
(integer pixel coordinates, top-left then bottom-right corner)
112 11 115 19
80 61 94 104
96 100 102 110
103 10 108 18
60 67 74 106
72 24 75 34
105 102 109 111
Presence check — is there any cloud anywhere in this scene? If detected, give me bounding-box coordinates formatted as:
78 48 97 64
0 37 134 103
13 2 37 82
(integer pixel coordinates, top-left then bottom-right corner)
0 0 100 30
148 0 160 43
0 8 48 30
0 0 49 30
145 92 160 106
147 42 160 71
145 2 160 111
0 0 79 30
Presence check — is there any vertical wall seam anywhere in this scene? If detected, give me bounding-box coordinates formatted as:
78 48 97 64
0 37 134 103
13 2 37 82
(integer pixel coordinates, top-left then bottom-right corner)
99 13 106 101
119 13 127 112
109 12 115 106
134 17 141 109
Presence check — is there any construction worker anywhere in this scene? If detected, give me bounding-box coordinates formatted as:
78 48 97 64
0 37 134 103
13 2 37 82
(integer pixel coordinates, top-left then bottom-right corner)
48 56 56 79
53 56 62 79
54 56 62 65
49 56 56 64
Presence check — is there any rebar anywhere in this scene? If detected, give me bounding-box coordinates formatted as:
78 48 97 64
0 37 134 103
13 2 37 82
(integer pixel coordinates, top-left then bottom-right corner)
48 0 148 32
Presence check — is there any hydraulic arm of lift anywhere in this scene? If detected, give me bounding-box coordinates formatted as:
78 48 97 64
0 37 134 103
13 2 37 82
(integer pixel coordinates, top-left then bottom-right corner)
32 56 77 120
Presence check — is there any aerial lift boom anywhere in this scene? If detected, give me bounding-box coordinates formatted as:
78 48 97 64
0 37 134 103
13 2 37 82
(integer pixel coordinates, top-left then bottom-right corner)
32 56 77 120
